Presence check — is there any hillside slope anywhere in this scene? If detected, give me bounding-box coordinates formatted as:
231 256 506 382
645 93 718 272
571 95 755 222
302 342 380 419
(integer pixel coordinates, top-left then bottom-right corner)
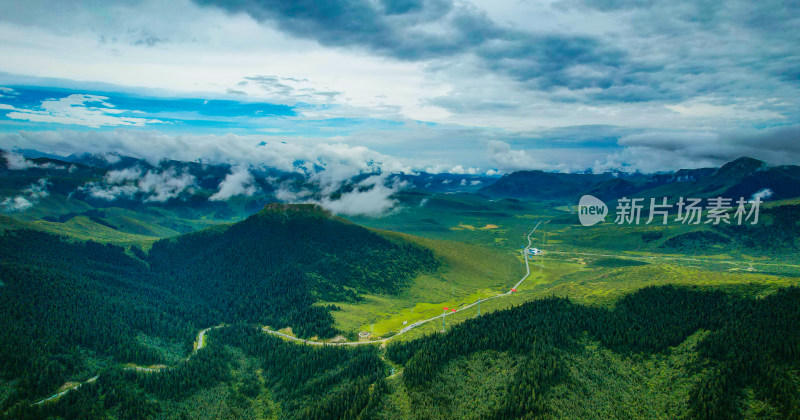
145 203 440 336
0 204 439 410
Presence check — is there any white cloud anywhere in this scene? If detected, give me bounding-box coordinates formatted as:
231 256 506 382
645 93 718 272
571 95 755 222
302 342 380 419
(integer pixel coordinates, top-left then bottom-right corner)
271 170 407 217
2 94 165 128
1 196 33 212
0 0 797 144
751 188 773 201
138 169 196 202
0 129 416 187
85 184 140 201
3 150 34 169
486 140 554 172
273 181 312 203
0 0 445 123
209 166 258 201
448 165 480 175
105 167 142 184
1 178 49 212
101 152 122 164
312 175 405 217
2 150 70 170
0 0 797 180
82 167 195 202
24 178 50 199
64 134 405 215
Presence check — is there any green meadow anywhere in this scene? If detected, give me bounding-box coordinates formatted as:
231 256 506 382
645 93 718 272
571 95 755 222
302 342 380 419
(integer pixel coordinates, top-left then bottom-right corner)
4 190 798 342
336 193 800 340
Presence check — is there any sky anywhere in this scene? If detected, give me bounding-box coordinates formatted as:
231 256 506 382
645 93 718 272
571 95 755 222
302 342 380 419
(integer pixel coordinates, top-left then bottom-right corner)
0 0 798 176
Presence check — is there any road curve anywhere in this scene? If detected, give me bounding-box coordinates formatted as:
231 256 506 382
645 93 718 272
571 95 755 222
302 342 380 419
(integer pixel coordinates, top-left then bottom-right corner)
262 220 544 346
32 326 221 405
33 376 98 406
32 223 544 405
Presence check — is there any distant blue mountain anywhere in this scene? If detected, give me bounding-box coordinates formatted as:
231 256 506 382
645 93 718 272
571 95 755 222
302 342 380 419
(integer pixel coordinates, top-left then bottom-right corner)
480 157 800 202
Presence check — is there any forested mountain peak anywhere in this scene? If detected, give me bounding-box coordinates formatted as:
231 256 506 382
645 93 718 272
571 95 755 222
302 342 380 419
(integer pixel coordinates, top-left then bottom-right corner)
144 202 440 336
713 156 767 179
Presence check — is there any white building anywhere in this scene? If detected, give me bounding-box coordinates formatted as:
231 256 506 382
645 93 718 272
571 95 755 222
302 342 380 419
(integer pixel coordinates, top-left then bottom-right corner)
527 248 542 256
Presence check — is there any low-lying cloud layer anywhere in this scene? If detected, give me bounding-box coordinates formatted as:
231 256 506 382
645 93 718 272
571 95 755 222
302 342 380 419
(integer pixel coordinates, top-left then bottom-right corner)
3 150 34 170
314 175 406 217
271 172 407 217
597 125 800 173
1 129 425 215
82 167 196 202
1 178 49 212
0 129 411 180
3 129 426 216
3 150 71 171
485 125 800 174
209 166 258 201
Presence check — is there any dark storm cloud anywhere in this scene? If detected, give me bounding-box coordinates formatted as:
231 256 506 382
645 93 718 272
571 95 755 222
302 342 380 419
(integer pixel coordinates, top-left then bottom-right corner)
574 0 799 28
474 32 630 92
192 0 635 92
726 125 800 156
563 0 800 91
191 0 800 107
193 0 456 59
567 0 800 41
382 0 425 15
189 0 800 106
613 125 800 170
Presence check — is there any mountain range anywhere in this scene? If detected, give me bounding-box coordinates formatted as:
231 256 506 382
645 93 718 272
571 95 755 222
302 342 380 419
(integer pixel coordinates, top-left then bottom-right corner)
0 202 439 412
1 151 799 418
480 157 800 203
5 151 799 223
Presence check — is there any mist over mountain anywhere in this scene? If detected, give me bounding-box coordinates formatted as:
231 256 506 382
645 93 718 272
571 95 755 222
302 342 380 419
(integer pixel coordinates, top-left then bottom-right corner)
5 149 800 230
1 149 497 219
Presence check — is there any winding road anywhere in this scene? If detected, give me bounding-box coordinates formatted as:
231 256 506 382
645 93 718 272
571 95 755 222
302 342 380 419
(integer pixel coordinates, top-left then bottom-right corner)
262 220 544 346
33 376 98 406
32 326 221 405
32 222 545 405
